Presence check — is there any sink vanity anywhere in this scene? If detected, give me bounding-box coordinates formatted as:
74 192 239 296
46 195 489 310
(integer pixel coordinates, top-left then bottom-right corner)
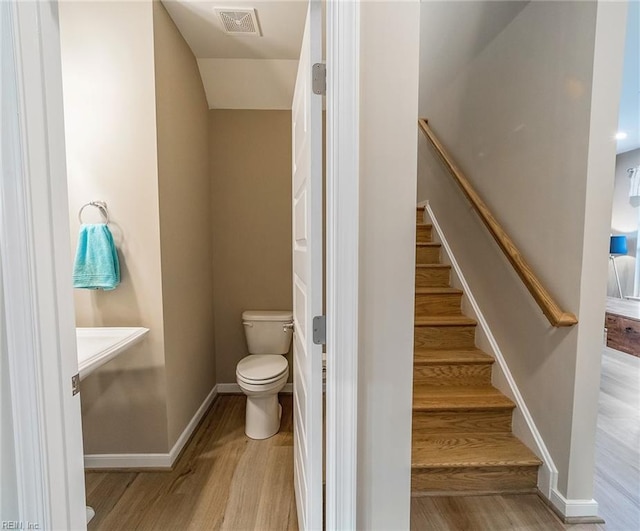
75 326 149 524
76 327 149 380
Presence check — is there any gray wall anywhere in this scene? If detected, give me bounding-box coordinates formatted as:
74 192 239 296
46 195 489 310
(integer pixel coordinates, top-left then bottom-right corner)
418 0 625 502
153 0 217 449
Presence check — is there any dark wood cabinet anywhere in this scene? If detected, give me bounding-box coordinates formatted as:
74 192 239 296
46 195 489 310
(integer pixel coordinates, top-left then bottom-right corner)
605 312 640 357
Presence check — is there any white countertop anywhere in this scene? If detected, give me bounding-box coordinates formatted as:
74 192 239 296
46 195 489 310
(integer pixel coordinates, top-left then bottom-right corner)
76 327 149 380
606 297 640 321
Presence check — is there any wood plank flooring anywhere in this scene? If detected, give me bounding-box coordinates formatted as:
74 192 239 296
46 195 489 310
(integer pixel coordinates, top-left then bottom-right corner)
85 395 297 531
593 348 640 530
411 495 605 531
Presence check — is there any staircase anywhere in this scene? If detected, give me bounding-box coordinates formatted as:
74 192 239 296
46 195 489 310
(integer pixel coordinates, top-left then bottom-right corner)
412 206 542 495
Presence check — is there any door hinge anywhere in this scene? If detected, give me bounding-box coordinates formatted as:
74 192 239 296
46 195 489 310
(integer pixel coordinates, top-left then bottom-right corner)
312 63 326 96
71 373 80 396
313 315 326 345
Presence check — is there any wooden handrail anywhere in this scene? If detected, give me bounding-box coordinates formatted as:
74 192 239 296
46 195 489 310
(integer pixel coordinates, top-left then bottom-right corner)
418 119 578 327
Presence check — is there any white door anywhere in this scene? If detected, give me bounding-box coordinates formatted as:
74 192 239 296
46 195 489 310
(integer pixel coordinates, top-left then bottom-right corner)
291 1 323 529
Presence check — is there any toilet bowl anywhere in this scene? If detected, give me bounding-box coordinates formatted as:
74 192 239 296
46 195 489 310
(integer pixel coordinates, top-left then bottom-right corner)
237 355 289 439
237 310 293 439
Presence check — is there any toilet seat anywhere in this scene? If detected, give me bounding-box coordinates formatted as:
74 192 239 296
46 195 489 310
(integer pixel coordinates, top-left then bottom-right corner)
236 355 288 385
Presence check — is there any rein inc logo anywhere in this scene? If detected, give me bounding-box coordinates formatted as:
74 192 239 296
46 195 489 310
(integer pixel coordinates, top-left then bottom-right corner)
2 523 40 530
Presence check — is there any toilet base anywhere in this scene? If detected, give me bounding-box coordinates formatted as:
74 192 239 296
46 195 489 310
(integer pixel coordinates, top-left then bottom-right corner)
245 393 283 440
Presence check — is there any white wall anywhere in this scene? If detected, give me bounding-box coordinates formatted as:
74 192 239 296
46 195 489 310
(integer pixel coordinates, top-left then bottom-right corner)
609 148 640 297
418 0 626 508
357 1 420 528
569 1 628 501
1 3 20 516
197 59 298 109
0 260 18 521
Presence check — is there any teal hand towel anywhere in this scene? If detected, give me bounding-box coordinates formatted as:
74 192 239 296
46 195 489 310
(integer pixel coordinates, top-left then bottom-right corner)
73 224 120 290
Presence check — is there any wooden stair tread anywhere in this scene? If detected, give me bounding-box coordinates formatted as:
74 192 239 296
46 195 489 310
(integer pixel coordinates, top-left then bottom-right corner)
415 287 462 295
416 222 432 228
414 349 494 365
415 316 476 327
412 434 542 468
416 242 441 247
413 386 514 410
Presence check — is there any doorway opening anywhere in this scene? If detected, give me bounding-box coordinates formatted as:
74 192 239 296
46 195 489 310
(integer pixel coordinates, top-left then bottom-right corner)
56 0 322 528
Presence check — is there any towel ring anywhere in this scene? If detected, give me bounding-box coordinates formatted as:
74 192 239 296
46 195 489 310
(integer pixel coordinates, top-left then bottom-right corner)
78 201 110 224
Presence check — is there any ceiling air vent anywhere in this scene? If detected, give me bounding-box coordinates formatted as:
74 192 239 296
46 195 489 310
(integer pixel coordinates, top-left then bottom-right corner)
216 8 261 36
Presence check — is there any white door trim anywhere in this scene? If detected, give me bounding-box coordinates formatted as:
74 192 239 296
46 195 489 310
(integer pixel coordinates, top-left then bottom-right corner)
325 0 360 529
1 1 86 528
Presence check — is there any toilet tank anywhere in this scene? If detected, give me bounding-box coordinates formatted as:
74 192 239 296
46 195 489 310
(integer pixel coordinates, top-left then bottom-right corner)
242 310 293 354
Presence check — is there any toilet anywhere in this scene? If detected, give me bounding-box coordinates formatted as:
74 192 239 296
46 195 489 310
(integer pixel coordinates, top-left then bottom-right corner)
237 310 293 439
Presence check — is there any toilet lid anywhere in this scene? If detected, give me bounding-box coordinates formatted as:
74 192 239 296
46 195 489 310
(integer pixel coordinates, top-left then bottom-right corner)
242 310 293 322
237 355 288 382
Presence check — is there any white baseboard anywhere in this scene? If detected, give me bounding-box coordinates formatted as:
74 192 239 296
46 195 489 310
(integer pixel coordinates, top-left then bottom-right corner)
166 385 219 464
549 489 599 519
84 384 219 469
217 382 294 394
424 202 560 503
83 452 173 469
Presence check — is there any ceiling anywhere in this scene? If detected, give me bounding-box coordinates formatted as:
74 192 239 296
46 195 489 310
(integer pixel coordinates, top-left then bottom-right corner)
617 0 640 154
161 0 307 109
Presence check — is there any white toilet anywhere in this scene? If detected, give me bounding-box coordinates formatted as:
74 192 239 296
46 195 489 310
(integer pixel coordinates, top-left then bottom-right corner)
237 310 293 439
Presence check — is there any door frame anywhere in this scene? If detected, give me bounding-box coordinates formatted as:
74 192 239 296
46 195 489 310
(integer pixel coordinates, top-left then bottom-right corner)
325 0 360 529
1 1 86 528
2 0 360 528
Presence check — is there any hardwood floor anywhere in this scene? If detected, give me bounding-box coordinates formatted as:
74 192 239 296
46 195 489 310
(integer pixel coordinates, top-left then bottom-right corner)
411 495 605 531
593 348 640 530
85 395 297 531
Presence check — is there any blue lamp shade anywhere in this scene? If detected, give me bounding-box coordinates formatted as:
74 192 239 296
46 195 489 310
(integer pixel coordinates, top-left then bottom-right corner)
610 235 628 255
